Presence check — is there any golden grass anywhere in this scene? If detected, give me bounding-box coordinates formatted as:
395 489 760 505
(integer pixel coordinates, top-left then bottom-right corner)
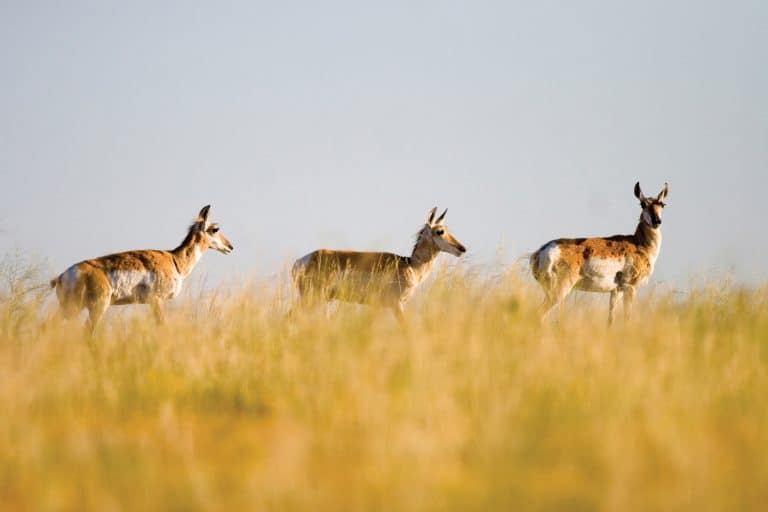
1 256 767 511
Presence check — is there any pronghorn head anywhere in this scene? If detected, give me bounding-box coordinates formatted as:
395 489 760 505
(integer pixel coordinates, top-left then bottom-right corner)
634 182 668 229
193 205 234 254
420 207 467 257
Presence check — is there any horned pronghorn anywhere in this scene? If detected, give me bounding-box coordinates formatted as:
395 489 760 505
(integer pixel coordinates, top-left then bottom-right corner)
49 205 233 333
530 182 668 324
291 207 467 323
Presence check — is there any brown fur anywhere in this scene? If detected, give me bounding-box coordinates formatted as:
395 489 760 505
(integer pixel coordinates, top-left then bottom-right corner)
530 182 668 324
293 250 411 305
531 223 658 288
292 208 466 323
49 206 232 333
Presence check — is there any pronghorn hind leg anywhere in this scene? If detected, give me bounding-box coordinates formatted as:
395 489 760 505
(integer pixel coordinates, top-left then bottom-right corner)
537 278 557 324
289 287 322 319
83 273 111 335
391 303 406 326
540 295 557 325
622 285 636 322
86 298 109 335
45 285 86 332
539 278 576 325
285 290 307 319
41 307 64 333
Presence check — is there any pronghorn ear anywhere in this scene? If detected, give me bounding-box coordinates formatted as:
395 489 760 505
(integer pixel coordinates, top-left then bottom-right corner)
657 182 669 202
427 207 437 225
197 205 211 224
634 182 645 201
435 208 448 225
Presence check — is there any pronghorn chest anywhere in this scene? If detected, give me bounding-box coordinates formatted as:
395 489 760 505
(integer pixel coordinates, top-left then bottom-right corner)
397 265 432 301
167 273 185 299
645 242 661 277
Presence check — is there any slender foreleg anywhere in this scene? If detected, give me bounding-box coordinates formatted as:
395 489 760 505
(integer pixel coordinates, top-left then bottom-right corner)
608 289 622 326
150 298 166 325
622 285 636 321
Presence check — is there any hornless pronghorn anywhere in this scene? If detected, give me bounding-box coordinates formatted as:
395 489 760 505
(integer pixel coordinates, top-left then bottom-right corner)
291 207 467 323
49 205 233 333
530 182 668 324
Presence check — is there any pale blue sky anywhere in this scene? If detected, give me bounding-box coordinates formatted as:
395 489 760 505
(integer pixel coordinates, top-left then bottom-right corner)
1 1 766 287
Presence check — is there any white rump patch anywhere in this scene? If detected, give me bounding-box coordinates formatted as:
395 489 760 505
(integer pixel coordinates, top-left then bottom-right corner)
579 257 626 292
537 242 561 278
61 265 79 292
294 253 312 272
108 270 157 302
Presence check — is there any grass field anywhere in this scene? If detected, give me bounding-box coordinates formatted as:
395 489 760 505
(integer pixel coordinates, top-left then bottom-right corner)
1 255 767 511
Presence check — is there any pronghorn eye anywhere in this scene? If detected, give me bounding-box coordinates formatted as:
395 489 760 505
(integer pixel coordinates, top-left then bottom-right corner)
210 226 220 233
436 229 444 236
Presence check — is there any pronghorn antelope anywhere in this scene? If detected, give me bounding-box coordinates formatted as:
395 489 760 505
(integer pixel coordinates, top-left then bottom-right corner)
530 182 668 324
291 207 466 323
49 205 233 333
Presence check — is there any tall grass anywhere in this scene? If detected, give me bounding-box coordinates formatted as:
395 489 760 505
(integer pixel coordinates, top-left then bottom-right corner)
1 255 767 511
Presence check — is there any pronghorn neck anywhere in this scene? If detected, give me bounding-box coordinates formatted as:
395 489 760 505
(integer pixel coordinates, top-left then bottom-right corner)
634 218 662 258
408 230 440 279
172 230 207 277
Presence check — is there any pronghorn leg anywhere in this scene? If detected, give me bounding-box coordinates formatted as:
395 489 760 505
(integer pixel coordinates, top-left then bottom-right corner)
540 295 557 325
392 303 406 327
538 278 558 324
622 285 636 321
540 278 576 325
608 289 622 326
41 308 65 333
46 281 85 331
286 292 307 319
150 299 166 325
86 298 109 335
289 289 321 319
390 302 411 338
83 273 111 335
45 305 84 334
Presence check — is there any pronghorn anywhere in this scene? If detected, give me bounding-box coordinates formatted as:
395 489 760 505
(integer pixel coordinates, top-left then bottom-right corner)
291 207 466 323
530 182 668 324
49 205 233 333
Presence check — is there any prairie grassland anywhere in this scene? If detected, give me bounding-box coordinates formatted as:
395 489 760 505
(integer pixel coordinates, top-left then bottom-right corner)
1 257 767 511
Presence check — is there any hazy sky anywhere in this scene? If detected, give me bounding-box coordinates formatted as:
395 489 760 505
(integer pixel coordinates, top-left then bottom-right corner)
2 1 766 288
